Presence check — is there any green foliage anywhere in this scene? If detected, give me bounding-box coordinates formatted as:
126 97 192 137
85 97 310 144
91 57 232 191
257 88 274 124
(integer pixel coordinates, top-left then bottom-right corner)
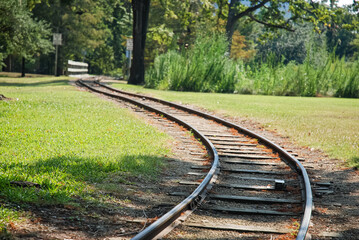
230 30 256 62
324 4 359 59
349 34 359 60
27 0 48 10
28 0 132 75
86 42 116 75
215 0 359 59
146 31 359 98
146 33 244 93
334 60 359 98
255 23 315 64
145 0 217 65
2 0 359 77
109 1 132 69
247 38 359 98
0 0 53 65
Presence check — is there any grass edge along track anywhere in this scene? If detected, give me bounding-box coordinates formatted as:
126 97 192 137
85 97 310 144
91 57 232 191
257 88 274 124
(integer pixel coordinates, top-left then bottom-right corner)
77 79 313 240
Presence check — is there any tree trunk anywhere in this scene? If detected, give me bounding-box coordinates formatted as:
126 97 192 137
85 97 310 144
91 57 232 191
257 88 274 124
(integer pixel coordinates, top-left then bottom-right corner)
21 57 25 77
128 0 151 85
225 14 237 54
225 1 240 54
9 55 12 72
4 55 12 72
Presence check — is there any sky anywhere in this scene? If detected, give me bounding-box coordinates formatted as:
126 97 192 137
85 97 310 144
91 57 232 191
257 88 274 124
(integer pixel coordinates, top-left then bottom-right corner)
337 0 355 6
311 0 355 6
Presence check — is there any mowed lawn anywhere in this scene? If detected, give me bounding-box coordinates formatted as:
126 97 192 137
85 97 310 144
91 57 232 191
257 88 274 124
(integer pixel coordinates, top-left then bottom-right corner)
113 82 359 168
0 76 171 228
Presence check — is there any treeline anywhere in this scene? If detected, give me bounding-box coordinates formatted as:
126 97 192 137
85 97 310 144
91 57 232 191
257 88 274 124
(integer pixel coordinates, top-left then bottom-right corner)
0 0 223 76
0 0 133 76
1 0 359 98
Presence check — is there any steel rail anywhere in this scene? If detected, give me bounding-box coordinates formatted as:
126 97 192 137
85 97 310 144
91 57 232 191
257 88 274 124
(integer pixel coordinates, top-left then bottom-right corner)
96 81 313 240
77 80 220 239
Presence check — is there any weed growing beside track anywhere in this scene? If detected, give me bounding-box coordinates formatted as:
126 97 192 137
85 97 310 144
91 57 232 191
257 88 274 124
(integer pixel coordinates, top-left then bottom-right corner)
0 76 171 229
112 83 359 168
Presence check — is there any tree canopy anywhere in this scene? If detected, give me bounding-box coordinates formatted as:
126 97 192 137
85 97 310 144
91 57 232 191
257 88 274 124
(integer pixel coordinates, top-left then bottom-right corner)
0 0 53 71
1 0 359 78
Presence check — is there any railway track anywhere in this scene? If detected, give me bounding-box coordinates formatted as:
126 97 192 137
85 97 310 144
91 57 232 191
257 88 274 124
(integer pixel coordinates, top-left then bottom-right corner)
77 78 313 240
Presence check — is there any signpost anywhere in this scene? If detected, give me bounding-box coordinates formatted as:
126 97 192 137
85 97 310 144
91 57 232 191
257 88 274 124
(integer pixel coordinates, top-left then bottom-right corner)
126 38 133 77
126 38 133 51
53 33 62 76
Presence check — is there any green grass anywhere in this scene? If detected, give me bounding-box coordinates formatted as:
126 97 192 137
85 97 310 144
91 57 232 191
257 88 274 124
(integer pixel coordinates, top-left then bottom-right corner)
112 83 359 168
0 76 171 228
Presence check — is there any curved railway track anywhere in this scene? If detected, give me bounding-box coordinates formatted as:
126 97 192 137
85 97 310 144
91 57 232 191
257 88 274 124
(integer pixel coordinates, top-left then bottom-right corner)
76 78 313 240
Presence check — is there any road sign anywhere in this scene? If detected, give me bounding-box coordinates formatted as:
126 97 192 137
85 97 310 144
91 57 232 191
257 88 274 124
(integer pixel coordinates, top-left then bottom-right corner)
53 33 62 76
53 33 62 45
126 38 133 51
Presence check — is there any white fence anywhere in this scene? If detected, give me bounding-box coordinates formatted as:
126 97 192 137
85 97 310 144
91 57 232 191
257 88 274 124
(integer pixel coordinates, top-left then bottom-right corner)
67 60 88 76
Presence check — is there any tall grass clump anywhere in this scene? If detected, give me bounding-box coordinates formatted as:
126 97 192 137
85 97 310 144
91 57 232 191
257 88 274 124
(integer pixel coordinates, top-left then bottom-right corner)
246 36 359 98
334 60 359 98
146 33 245 93
146 32 358 98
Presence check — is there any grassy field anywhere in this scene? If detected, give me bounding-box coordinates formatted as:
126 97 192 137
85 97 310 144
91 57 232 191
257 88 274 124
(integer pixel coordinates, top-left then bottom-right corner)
0 76 171 229
1 75 357 231
112 82 359 168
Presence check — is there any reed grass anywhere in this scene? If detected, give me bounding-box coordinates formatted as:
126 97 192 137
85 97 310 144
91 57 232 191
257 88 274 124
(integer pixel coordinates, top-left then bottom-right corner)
146 33 244 93
248 50 359 98
145 33 359 98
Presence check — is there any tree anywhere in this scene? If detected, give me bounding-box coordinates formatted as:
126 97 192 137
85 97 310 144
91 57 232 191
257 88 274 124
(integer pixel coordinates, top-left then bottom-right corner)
215 0 344 52
145 0 215 64
349 34 359 60
15 16 53 77
108 0 132 72
0 0 19 69
129 0 216 84
0 0 53 76
32 0 109 75
255 23 317 64
230 30 256 61
325 4 359 58
128 0 151 85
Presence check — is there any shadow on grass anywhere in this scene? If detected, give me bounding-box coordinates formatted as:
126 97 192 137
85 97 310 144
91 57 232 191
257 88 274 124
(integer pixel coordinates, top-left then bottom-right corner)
0 80 69 87
2 155 358 239
0 154 193 239
0 72 51 78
